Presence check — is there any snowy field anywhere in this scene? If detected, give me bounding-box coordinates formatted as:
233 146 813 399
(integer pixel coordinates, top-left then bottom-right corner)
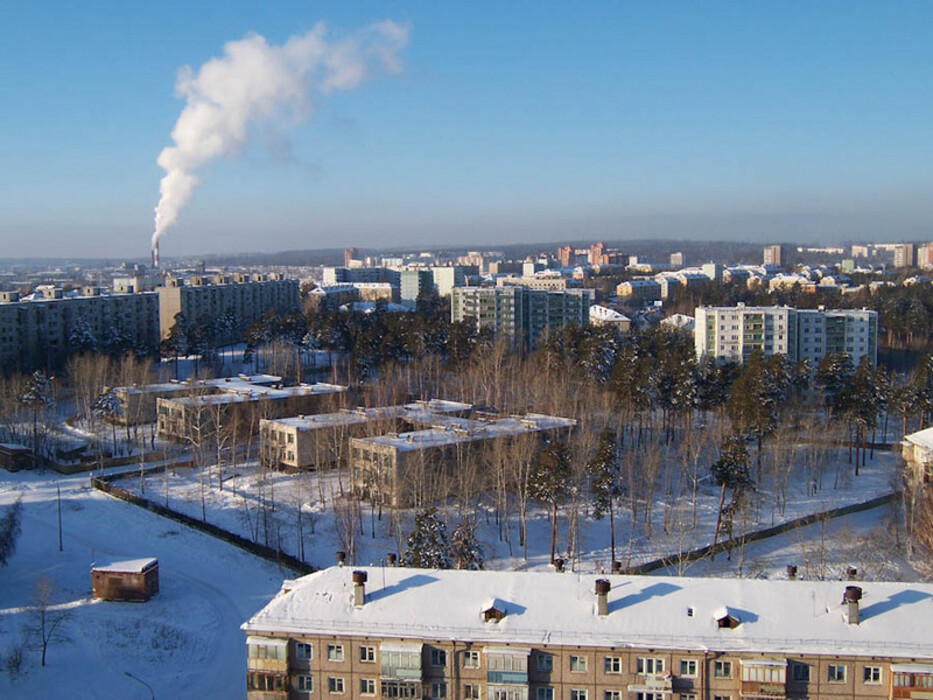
0 470 286 700
111 444 908 576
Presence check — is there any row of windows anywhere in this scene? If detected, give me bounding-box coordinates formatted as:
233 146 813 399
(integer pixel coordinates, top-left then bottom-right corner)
262 641 891 688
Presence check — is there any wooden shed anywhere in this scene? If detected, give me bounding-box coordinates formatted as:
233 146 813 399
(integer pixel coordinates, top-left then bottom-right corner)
91 558 159 602
0 443 32 471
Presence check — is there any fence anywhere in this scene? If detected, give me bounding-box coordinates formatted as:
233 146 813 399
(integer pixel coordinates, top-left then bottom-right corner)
91 473 315 575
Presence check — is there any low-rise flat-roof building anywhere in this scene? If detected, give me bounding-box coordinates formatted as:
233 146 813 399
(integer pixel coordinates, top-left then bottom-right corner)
350 413 575 506
114 374 283 425
91 558 159 602
259 400 473 471
157 381 346 441
242 566 933 700
901 426 933 487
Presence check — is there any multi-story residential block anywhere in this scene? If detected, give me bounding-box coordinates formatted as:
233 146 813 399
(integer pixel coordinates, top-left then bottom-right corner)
616 280 661 304
350 413 575 506
400 269 436 308
157 274 300 342
259 400 473 471
916 243 933 269
322 267 402 287
695 305 878 366
763 244 787 266
0 288 159 372
156 381 346 441
242 566 933 700
306 285 360 312
496 276 577 292
893 244 916 269
451 287 594 351
432 267 466 297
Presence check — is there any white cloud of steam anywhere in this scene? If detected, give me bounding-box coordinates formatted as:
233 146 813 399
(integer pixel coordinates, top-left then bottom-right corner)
152 21 410 246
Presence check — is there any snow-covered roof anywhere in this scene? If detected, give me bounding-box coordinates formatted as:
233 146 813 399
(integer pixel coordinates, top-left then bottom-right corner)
904 426 933 452
243 567 933 658
589 305 630 323
92 557 157 573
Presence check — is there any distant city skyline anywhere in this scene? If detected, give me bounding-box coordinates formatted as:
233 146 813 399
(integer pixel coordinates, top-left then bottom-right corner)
2 1 932 258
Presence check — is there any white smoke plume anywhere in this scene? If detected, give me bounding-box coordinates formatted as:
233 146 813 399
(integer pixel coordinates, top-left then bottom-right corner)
152 20 409 247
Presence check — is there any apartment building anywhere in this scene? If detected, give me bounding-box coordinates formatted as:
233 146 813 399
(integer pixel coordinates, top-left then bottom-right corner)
259 400 473 471
616 280 661 305
157 273 300 342
0 288 159 372
242 566 933 700
893 244 916 269
496 276 577 292
694 305 878 367
323 267 402 287
349 413 575 506
451 287 594 351
156 381 346 441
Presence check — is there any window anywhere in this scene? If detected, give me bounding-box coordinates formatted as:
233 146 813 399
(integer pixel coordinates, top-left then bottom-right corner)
713 661 732 678
537 654 554 672
863 666 881 684
635 694 663 700
712 696 731 700
570 690 587 700
248 639 287 660
679 695 696 700
604 692 621 700
828 665 846 683
537 688 554 700
297 675 314 692
680 660 697 677
431 682 447 699
463 651 480 668
431 649 448 667
604 656 622 674
464 684 481 700
249 673 285 691
296 642 313 660
327 644 344 662
328 677 345 694
570 656 587 672
637 658 665 674
791 663 810 682
360 645 375 663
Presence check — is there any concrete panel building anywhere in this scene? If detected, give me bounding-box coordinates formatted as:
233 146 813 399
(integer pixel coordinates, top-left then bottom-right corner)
451 287 594 351
0 289 159 373
157 274 299 342
695 305 878 367
243 566 933 700
349 413 575 506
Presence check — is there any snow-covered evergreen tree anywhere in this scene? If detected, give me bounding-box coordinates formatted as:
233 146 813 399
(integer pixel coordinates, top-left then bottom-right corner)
0 498 22 567
403 508 452 569
68 315 97 354
450 518 484 570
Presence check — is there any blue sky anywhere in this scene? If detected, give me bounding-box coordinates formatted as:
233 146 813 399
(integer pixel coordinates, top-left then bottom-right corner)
2 1 932 259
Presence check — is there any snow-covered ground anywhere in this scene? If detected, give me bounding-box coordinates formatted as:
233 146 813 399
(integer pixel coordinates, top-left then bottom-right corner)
110 445 909 577
0 470 285 699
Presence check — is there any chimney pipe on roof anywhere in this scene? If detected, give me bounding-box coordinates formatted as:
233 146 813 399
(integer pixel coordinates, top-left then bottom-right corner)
787 565 798 580
554 558 565 573
846 566 858 581
843 585 862 625
352 570 368 607
386 552 397 567
336 551 346 567
595 579 610 616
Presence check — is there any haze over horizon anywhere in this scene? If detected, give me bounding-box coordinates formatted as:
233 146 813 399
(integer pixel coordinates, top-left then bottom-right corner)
2 1 932 259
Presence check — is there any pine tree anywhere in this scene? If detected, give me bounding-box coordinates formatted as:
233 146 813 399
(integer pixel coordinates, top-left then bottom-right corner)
587 428 621 564
529 440 573 565
450 518 485 570
0 498 23 567
403 508 452 569
710 434 753 560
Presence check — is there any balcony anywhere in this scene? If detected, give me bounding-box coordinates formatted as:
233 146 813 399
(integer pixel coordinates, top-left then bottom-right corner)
740 681 787 699
487 671 528 684
628 673 673 693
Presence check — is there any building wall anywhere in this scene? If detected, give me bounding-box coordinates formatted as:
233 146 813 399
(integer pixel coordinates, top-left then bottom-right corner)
246 631 916 700
158 278 300 341
0 292 159 373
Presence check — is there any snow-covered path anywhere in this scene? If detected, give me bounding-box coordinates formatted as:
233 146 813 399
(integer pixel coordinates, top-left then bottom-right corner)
0 470 286 699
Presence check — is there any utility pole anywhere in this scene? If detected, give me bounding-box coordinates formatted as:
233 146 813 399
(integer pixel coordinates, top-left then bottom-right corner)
57 484 63 552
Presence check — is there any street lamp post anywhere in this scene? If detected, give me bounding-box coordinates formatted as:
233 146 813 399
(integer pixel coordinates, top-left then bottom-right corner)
124 671 155 700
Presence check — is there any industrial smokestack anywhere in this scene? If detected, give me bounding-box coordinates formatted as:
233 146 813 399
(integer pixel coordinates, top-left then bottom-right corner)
150 22 409 248
152 238 160 269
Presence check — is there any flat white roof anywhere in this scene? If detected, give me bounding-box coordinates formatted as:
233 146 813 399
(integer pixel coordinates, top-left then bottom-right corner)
93 557 157 573
243 567 933 658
